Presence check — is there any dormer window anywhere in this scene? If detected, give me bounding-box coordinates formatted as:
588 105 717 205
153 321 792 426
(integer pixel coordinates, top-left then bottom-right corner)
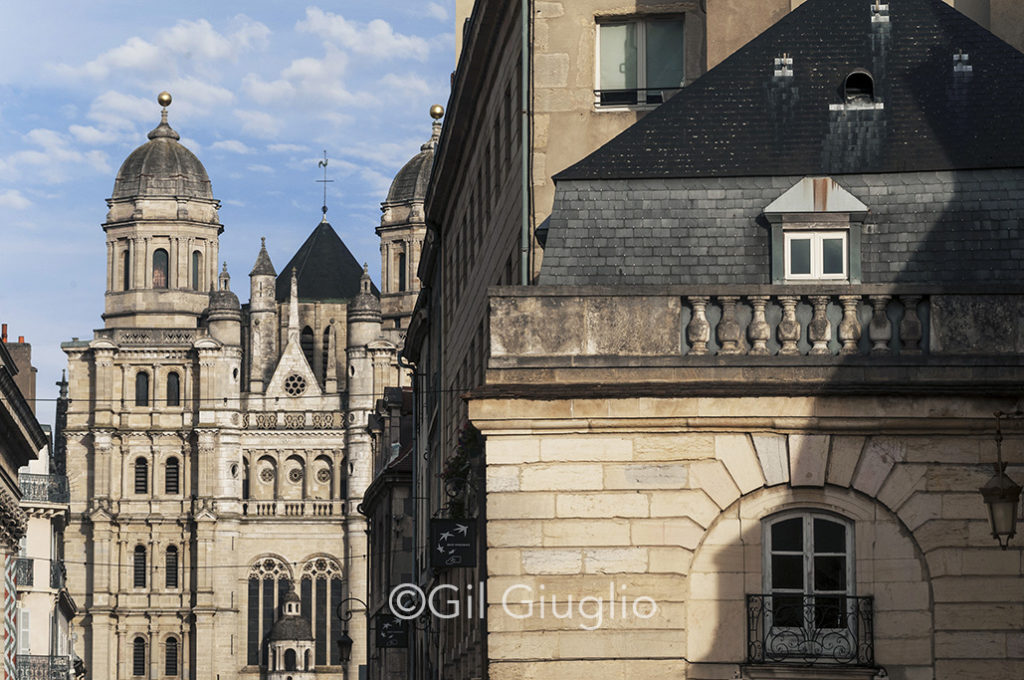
844 69 874 103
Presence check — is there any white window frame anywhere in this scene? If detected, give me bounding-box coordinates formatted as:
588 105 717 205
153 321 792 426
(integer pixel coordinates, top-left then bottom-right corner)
783 230 849 281
595 15 686 109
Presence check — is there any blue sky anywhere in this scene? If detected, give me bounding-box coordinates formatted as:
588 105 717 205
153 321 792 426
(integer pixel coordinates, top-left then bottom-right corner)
0 1 455 422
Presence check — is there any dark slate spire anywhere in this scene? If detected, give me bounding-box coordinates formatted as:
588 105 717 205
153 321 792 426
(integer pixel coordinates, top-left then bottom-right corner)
249 237 276 277
275 221 378 302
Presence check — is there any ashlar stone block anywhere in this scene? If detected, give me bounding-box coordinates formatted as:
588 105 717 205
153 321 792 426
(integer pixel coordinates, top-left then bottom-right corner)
715 434 765 494
789 434 829 486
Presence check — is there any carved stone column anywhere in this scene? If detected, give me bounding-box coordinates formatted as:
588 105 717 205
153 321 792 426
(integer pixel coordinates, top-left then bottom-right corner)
748 295 771 356
899 295 923 353
838 295 863 355
687 296 711 356
777 295 802 356
717 296 744 355
869 295 893 354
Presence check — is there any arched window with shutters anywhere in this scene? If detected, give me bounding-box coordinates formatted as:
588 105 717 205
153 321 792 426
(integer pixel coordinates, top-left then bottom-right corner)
133 545 147 588
165 546 178 589
166 371 180 407
191 250 202 291
135 371 149 407
165 637 179 676
153 248 169 288
132 636 147 676
165 457 179 495
134 457 148 495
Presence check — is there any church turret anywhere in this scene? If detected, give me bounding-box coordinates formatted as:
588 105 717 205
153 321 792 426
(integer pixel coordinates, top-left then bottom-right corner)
248 238 277 392
207 263 241 346
266 589 315 680
102 92 223 328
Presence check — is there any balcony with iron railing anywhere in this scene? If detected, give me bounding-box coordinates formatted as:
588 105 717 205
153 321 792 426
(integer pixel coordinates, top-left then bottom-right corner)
14 558 32 588
18 474 69 504
16 654 70 680
746 594 874 666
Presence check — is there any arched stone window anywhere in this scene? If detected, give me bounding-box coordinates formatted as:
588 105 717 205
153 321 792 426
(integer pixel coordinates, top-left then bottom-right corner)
123 249 131 291
165 457 180 495
165 637 179 676
135 371 149 407
165 546 178 589
133 545 147 588
247 557 292 666
321 327 331 384
398 251 407 291
134 457 148 494
300 556 344 665
166 371 180 407
132 636 147 676
192 250 202 291
301 326 315 370
284 648 297 671
153 248 169 288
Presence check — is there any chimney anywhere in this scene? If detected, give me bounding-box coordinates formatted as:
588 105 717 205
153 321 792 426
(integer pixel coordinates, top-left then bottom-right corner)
18 336 24 343
1 323 6 343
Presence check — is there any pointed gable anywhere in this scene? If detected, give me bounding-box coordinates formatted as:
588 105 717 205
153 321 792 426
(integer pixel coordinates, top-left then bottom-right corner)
275 221 377 302
557 0 1024 181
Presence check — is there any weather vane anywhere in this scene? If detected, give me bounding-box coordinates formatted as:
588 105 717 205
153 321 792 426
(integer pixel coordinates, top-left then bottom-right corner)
317 150 333 221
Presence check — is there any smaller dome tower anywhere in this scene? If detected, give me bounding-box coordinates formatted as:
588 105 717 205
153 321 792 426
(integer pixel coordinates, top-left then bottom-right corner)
266 589 315 680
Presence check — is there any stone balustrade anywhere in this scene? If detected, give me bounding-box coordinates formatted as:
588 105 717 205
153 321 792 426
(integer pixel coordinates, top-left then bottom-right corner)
94 328 198 346
241 411 341 430
241 499 343 518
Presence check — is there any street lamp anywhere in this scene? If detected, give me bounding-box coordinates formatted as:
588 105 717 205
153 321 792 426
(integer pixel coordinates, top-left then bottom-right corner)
980 411 1023 549
336 596 367 664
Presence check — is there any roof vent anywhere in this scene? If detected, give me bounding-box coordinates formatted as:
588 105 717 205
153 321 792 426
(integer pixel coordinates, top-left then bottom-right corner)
871 1 890 23
844 70 875 103
774 53 793 78
954 49 973 73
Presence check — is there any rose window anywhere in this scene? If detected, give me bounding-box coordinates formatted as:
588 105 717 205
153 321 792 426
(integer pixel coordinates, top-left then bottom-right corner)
284 374 307 396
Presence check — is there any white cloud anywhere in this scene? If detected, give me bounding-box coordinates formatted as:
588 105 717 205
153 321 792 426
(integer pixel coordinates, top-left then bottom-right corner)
54 36 163 79
86 91 153 130
0 128 111 184
178 137 202 153
163 78 235 112
379 73 432 96
211 140 253 154
268 143 308 153
246 164 274 173
241 47 373 109
68 125 122 145
234 110 282 138
423 3 448 21
157 16 270 61
297 8 431 61
0 189 31 210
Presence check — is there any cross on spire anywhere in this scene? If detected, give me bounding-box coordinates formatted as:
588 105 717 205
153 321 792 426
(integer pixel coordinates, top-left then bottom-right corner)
317 150 333 222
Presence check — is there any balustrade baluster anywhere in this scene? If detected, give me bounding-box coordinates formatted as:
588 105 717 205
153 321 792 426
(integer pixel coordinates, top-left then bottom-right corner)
899 295 923 353
717 296 744 355
868 295 893 354
687 296 711 355
808 296 832 355
777 295 802 356
838 295 863 355
748 296 771 356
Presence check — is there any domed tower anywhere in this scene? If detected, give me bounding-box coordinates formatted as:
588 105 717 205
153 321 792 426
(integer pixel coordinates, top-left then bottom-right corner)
102 92 222 328
266 589 315 680
377 106 442 344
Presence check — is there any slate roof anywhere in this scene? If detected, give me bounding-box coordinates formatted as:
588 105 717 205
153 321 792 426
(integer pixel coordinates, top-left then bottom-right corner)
249 238 276 277
113 114 213 200
275 221 379 302
557 0 1024 181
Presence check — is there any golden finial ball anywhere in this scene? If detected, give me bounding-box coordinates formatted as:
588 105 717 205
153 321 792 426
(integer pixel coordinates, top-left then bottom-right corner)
158 91 172 107
430 104 444 120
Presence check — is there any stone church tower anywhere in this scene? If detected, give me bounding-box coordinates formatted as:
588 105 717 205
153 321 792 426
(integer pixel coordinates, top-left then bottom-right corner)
61 93 391 680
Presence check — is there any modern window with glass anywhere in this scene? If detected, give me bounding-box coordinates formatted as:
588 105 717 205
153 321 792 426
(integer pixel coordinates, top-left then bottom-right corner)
784 231 848 280
597 17 685 106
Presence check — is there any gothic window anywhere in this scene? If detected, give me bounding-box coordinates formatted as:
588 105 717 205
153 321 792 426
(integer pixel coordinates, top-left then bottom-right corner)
165 457 180 495
165 637 179 676
321 327 331 385
135 371 149 407
300 557 344 665
133 545 146 588
165 546 178 589
301 326 315 370
132 636 147 676
135 457 148 494
247 557 292 667
166 371 180 407
123 249 131 291
153 249 169 289
398 251 407 291
191 250 202 291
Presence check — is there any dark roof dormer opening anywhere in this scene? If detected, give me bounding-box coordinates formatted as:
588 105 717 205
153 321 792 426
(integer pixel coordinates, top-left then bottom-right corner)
843 69 875 104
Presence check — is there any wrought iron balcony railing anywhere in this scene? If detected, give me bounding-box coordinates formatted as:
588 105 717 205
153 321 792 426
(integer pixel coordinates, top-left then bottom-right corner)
747 593 874 666
14 558 33 588
19 474 69 504
16 654 70 680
